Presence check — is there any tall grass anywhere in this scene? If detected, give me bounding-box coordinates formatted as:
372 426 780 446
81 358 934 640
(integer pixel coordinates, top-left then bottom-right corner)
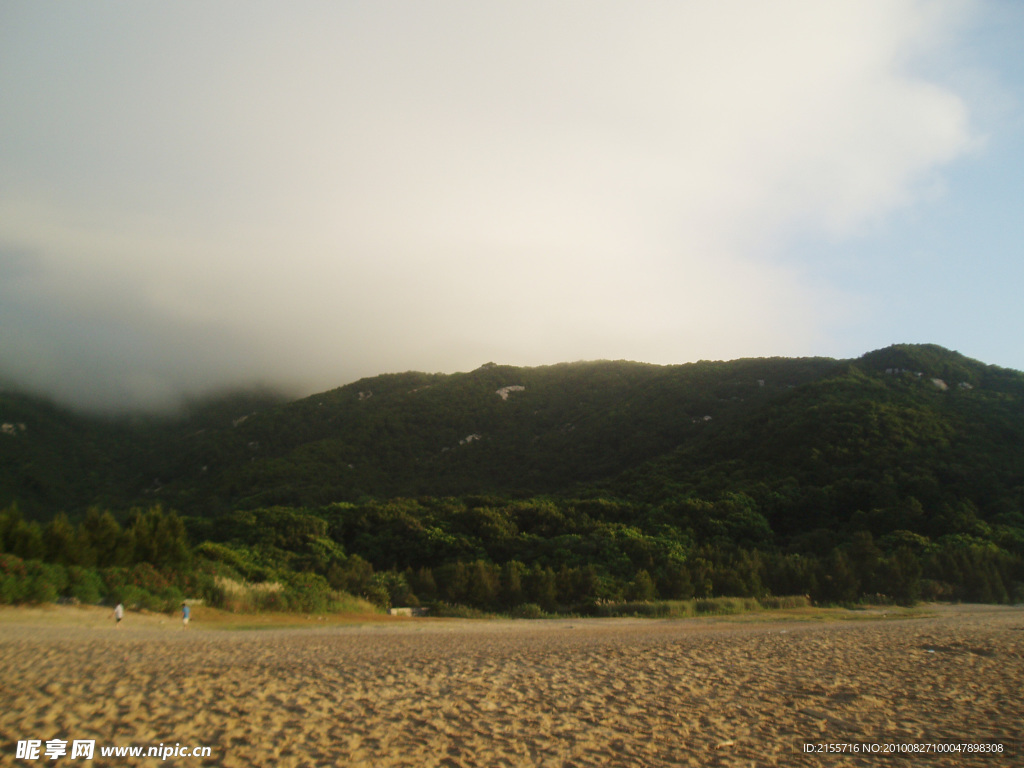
581 595 811 619
210 576 378 614
212 577 284 612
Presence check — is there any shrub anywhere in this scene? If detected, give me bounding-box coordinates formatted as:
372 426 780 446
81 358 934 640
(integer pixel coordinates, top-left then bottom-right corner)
361 581 391 610
759 594 811 610
155 586 185 612
195 542 264 581
110 584 150 611
66 566 106 604
694 596 748 615
0 554 28 604
101 567 130 595
510 602 545 619
285 572 334 613
626 570 658 602
23 561 66 604
128 562 172 594
331 591 379 613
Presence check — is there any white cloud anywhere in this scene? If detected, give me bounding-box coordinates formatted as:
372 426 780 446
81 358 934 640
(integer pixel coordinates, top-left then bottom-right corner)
0 0 979 409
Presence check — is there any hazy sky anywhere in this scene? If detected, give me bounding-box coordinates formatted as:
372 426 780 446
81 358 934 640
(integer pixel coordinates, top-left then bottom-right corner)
2 1 1023 412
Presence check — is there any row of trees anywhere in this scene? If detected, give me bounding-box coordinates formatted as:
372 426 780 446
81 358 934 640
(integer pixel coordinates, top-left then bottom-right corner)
0 503 191 569
0 503 201 610
316 543 1017 612
2 495 1021 613
0 504 369 613
193 498 1022 611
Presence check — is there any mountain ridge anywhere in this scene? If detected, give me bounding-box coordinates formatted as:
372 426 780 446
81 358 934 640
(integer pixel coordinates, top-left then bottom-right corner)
1 343 1021 525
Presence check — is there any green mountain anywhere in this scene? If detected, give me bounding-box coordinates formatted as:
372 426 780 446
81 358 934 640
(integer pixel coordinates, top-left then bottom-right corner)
610 346 1024 549
2 344 1022 526
2 343 1022 609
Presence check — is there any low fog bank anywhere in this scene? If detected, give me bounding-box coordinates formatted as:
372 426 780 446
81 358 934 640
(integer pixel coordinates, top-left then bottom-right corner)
0 362 299 417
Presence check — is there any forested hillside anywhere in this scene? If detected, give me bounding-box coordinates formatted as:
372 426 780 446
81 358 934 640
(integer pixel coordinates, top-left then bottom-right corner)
2 355 844 515
1 344 1022 611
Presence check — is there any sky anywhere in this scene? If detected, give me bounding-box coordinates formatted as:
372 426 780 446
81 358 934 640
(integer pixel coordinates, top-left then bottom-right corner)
2 0 1023 412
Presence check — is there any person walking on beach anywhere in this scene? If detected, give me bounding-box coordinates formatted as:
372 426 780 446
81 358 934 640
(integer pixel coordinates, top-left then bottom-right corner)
113 603 124 628
181 602 190 629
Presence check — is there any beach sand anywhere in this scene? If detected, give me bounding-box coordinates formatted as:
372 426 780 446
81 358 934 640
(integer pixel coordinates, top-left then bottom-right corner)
0 604 1020 766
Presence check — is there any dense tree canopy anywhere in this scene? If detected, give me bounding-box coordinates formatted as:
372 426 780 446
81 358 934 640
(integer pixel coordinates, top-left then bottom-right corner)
1 345 1022 611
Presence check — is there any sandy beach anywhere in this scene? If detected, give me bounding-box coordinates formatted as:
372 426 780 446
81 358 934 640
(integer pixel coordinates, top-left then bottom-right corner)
1 604 1020 767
